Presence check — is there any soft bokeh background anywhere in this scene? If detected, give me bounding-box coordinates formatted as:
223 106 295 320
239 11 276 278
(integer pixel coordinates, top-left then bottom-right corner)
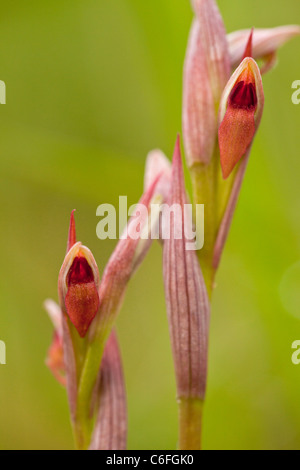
0 0 300 450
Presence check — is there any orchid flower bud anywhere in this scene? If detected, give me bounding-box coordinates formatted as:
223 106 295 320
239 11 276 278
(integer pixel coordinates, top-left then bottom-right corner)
183 0 231 167
228 26 300 74
163 136 210 402
218 53 264 179
58 213 100 338
89 330 127 450
44 299 66 386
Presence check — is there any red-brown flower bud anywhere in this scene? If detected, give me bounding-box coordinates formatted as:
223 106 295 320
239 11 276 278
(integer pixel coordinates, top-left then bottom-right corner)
58 214 100 338
218 55 264 179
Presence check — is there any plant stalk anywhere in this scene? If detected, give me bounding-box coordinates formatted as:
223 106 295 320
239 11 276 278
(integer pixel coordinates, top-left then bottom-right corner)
178 398 203 450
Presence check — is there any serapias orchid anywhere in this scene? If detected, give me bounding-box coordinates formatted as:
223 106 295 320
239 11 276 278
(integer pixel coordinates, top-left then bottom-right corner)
44 0 299 451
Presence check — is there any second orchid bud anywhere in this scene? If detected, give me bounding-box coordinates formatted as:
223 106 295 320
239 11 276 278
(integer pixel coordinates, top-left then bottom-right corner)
218 56 264 179
58 238 100 338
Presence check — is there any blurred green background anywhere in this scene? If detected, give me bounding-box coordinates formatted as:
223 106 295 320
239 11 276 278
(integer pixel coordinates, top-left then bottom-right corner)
0 0 300 450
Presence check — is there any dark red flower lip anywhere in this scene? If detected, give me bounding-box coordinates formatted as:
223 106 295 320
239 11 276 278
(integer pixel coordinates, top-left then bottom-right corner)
59 243 100 292
67 256 95 286
219 57 264 125
58 242 101 337
229 80 257 110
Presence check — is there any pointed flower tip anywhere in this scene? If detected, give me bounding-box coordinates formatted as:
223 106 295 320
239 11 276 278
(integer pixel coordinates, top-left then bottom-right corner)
67 209 77 253
243 28 254 59
59 242 100 338
218 57 264 179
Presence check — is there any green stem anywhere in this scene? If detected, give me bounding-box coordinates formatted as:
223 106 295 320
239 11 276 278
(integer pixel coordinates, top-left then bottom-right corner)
190 161 217 298
73 325 111 449
72 415 93 450
190 145 237 298
65 320 92 450
216 161 238 227
178 398 203 450
71 273 129 449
